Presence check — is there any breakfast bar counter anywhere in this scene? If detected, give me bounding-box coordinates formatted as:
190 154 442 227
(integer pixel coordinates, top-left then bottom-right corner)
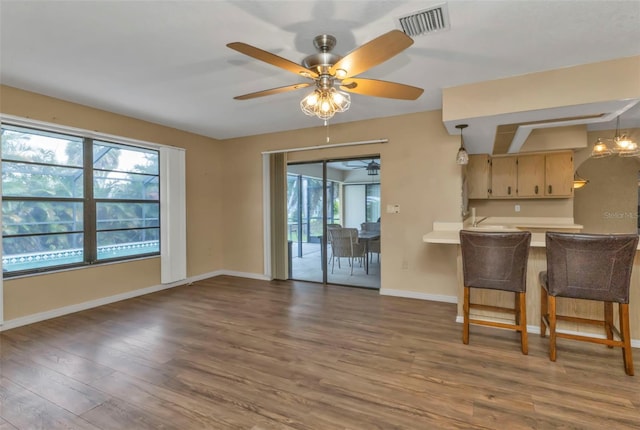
423 218 640 346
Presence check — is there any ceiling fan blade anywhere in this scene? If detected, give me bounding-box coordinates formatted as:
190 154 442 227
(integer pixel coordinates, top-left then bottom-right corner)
227 42 319 79
340 78 423 100
234 83 313 100
329 30 414 79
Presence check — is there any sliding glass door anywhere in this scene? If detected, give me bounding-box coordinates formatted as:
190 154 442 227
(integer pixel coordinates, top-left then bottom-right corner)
287 162 327 283
287 157 380 289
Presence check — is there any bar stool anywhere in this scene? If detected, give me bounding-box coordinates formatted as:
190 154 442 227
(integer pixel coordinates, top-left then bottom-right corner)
539 232 638 376
459 230 532 354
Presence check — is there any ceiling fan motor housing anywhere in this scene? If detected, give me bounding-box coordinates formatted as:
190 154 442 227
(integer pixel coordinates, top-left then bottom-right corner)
302 34 342 77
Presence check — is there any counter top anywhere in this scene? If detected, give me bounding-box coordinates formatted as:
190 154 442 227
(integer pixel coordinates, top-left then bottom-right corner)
423 230 547 246
423 217 582 247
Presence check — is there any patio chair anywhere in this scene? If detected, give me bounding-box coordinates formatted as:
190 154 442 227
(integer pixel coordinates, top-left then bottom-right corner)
361 222 381 263
328 228 366 275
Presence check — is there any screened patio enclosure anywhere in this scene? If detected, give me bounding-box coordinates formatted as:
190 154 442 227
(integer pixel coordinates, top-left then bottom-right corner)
287 158 380 289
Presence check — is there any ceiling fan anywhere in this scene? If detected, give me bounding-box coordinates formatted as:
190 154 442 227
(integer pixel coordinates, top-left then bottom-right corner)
344 159 380 175
227 30 424 119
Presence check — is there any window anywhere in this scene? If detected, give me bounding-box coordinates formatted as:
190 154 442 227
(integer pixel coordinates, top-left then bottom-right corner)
365 183 380 222
1 124 160 276
286 173 340 243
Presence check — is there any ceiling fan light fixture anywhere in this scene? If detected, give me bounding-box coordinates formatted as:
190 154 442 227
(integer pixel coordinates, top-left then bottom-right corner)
300 87 350 120
455 124 469 165
229 30 423 120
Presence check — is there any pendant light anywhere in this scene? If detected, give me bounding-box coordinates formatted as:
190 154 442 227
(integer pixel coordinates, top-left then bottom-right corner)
572 171 589 189
590 115 639 158
455 124 469 165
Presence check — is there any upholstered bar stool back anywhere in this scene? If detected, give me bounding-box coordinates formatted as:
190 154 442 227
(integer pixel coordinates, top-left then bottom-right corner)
540 232 638 375
459 230 532 354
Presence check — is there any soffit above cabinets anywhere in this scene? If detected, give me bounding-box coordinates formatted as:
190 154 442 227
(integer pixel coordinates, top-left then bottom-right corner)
444 99 640 156
491 113 606 155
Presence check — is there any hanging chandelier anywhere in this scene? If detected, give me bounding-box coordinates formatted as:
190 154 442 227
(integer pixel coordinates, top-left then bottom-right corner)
455 124 469 165
591 115 639 158
300 87 351 120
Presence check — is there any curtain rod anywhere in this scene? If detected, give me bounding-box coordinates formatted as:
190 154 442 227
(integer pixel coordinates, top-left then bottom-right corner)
261 138 388 155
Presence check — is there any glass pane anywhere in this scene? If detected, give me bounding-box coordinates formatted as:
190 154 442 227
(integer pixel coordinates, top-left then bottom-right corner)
2 201 83 235
306 177 324 240
96 202 159 230
366 184 381 222
286 174 300 241
1 126 83 166
94 141 159 174
327 181 340 225
94 171 159 200
97 228 160 260
287 164 324 284
2 233 84 272
2 162 84 198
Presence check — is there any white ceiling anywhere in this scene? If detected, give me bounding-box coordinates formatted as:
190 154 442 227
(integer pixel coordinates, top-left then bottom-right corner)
1 0 639 151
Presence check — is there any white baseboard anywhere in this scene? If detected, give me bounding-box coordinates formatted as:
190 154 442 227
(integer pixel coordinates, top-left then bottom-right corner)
380 288 458 304
1 280 185 332
0 269 273 331
218 270 271 281
454 315 640 348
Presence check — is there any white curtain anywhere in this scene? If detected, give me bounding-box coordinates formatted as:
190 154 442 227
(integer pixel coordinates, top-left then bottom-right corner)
160 146 187 284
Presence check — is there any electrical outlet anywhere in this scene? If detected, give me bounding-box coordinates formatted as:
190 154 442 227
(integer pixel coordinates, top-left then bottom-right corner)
515 204 521 212
386 204 400 214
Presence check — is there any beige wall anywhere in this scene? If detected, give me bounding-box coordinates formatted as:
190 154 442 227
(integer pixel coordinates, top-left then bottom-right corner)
469 198 573 218
221 111 461 296
1 85 224 320
574 128 640 233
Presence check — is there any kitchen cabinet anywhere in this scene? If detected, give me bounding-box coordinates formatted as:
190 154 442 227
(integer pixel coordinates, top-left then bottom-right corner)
517 154 545 197
490 156 517 198
467 151 574 199
544 151 574 197
466 154 491 199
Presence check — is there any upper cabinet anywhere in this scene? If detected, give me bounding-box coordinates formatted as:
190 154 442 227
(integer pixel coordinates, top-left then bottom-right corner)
466 154 491 199
516 154 545 197
544 151 574 197
467 151 574 199
491 156 518 198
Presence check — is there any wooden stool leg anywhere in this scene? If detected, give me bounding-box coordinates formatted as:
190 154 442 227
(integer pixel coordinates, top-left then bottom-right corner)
540 287 548 338
519 291 528 355
604 302 614 348
548 295 557 362
463 286 470 345
619 304 634 376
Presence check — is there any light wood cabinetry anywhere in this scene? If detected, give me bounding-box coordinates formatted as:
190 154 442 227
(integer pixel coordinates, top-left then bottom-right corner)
466 154 491 199
544 151 574 197
490 156 517 198
466 151 573 199
517 154 545 197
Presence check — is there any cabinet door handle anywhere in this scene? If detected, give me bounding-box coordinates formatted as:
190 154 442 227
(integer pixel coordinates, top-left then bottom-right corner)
508 186 511 195
535 185 539 194
548 185 552 194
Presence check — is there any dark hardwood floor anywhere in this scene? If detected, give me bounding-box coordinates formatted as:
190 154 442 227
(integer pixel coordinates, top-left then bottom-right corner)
1 275 638 429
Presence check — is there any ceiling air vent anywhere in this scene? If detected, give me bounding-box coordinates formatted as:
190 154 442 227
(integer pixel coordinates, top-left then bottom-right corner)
397 4 450 37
